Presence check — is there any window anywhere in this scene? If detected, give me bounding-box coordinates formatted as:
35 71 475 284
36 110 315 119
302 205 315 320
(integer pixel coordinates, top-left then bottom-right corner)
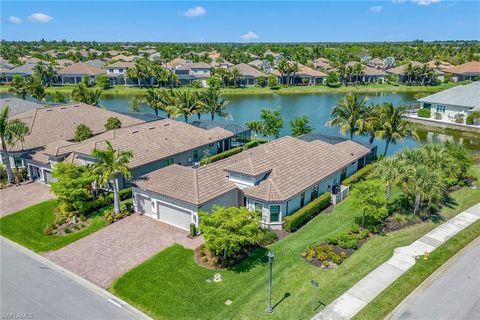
254 202 263 213
300 192 305 207
424 103 431 110
119 68 124 73
108 68 114 73
311 185 319 201
164 158 174 167
193 150 199 161
270 205 280 222
436 105 446 113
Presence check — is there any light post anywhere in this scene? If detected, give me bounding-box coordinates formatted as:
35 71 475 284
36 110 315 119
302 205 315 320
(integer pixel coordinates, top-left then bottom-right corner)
266 251 275 314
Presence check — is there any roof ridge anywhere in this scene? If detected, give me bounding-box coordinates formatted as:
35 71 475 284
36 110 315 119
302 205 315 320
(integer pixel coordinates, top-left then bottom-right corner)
192 169 200 204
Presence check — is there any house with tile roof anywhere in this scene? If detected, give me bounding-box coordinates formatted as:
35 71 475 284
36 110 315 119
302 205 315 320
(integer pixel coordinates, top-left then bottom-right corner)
58 61 105 84
106 61 135 85
2 63 37 82
3 103 144 183
0 97 43 117
131 136 373 230
345 62 387 83
443 61 480 82
174 62 212 86
416 81 480 125
233 63 268 86
386 61 445 83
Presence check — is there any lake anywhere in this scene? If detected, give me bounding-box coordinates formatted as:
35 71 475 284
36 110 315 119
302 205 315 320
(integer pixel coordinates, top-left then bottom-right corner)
2 91 479 155
98 92 480 155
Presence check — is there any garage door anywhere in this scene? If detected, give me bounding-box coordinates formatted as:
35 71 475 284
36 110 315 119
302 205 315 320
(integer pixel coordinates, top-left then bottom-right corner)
137 195 156 218
158 202 191 231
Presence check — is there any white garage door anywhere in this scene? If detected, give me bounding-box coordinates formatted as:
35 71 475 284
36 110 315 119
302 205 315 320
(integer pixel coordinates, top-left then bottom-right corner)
137 195 155 218
157 202 191 231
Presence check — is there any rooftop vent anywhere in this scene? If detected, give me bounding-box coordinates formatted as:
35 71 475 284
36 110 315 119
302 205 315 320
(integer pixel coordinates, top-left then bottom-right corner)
60 107 67 110
46 109 53 112
148 127 155 130
3 99 10 102
131 130 139 134
72 105 80 108
163 123 170 127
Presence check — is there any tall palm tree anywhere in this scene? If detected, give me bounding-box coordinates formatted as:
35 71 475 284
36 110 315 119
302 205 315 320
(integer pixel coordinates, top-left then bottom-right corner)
9 75 29 100
277 59 290 85
28 76 46 102
358 104 381 144
202 87 230 120
376 103 418 156
245 120 263 139
176 90 204 123
229 68 242 87
91 141 134 215
0 106 29 183
288 62 300 85
144 88 162 116
327 92 367 140
158 89 180 118
374 157 402 202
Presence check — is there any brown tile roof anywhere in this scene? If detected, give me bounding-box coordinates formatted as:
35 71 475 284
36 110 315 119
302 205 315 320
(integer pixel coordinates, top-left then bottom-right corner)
111 54 135 62
107 61 135 68
297 64 327 77
346 62 387 76
54 119 234 168
176 62 212 70
234 63 267 78
58 62 104 76
133 136 371 206
386 61 422 75
426 60 454 70
444 61 480 75
10 103 143 152
165 57 187 69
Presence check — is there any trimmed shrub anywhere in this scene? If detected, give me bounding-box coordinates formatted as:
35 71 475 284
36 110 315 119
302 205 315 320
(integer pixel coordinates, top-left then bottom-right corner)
417 108 431 118
342 164 374 186
119 188 132 201
336 232 359 249
189 223 196 237
256 229 278 246
283 192 331 232
243 139 267 150
466 111 480 125
199 146 243 165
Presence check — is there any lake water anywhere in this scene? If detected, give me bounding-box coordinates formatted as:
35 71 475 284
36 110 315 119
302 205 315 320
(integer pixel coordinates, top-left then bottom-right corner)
2 91 479 155
99 92 480 155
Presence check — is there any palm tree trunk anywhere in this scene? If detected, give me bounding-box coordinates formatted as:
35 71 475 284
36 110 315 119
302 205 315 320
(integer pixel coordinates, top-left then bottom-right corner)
384 138 391 156
211 113 214 121
414 193 421 215
350 130 354 140
197 113 201 120
369 132 375 144
386 181 391 202
184 115 188 123
113 177 121 215
1 139 13 183
154 109 159 116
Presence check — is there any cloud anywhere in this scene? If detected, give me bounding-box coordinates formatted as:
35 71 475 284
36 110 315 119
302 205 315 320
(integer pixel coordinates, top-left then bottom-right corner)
240 31 259 40
28 13 53 23
370 6 383 12
393 0 441 5
8 16 22 24
182 6 206 17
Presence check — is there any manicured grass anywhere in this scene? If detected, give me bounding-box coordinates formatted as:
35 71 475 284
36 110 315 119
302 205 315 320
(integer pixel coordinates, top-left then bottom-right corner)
354 219 480 320
110 166 480 320
0 82 457 97
0 199 106 252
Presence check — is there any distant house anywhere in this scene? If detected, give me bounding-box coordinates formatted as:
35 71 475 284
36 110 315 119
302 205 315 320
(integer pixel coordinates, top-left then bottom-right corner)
2 103 144 183
54 59 75 68
386 61 445 83
164 57 189 69
443 61 480 82
85 59 106 69
426 60 454 71
367 58 386 70
345 62 387 83
0 97 43 117
210 59 234 69
106 61 135 85
110 54 136 62
2 63 37 81
174 62 212 86
233 63 268 86
58 62 105 84
313 58 334 71
293 64 327 85
417 81 480 124
131 136 372 230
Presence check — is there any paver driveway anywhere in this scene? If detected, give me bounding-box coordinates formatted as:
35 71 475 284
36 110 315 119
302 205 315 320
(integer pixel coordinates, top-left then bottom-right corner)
0 182 55 217
44 214 203 288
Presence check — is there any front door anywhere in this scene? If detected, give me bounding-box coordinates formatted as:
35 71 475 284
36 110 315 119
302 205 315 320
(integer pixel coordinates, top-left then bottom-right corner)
340 167 347 182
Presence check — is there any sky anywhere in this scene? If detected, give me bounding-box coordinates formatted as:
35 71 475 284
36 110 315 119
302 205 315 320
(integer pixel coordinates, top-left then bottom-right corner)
1 1 479 42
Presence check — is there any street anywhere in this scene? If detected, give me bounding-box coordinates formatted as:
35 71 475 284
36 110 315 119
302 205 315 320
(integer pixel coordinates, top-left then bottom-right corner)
389 236 480 320
0 237 148 320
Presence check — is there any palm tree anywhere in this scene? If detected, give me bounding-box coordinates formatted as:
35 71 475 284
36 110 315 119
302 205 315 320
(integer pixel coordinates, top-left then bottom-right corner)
9 75 29 100
91 141 134 215
28 77 46 102
71 82 102 106
358 104 381 144
374 157 402 202
245 120 263 139
158 89 180 118
202 87 230 120
327 92 367 140
144 88 162 116
0 106 29 183
176 90 203 123
376 103 419 156
229 68 242 87
288 62 300 85
277 59 290 85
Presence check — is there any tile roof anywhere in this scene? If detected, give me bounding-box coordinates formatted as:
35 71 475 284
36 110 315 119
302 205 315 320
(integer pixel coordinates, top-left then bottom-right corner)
176 62 212 70
10 103 143 152
234 63 267 77
54 119 234 168
444 61 480 76
58 62 104 76
107 61 135 68
346 62 387 76
418 81 480 110
0 98 43 117
133 136 371 206
296 64 327 77
3 63 37 75
111 54 135 62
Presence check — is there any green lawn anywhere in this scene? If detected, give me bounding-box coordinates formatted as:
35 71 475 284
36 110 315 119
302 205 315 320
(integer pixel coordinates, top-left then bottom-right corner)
110 166 480 320
0 199 106 252
354 219 480 320
0 82 457 97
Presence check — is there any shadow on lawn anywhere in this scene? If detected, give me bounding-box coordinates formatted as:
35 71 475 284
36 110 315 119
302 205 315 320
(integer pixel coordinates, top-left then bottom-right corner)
273 292 291 310
231 247 269 273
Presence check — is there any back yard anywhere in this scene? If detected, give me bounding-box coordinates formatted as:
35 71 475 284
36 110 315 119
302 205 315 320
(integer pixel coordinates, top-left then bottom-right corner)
111 166 480 320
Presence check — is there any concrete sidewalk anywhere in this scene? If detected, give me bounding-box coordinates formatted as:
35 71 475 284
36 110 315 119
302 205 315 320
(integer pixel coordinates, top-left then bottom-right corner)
312 203 480 320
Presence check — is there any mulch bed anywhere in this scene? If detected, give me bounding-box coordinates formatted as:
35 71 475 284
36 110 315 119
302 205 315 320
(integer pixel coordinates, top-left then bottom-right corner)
53 220 90 235
381 217 420 233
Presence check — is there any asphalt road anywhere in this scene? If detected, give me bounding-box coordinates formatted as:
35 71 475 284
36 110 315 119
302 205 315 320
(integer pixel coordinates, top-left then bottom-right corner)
390 236 480 320
0 237 147 320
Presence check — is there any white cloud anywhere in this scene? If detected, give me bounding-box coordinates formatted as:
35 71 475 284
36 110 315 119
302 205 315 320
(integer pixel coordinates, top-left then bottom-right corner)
240 31 259 40
370 6 383 12
393 0 441 5
182 6 206 17
28 13 53 23
8 16 22 24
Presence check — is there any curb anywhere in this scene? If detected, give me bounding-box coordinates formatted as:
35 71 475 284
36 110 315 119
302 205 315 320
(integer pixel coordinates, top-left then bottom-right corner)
1 236 151 320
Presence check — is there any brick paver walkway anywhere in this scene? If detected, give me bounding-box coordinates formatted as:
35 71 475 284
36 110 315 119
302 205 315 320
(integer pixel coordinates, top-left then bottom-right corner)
44 214 203 288
0 182 55 216
312 203 480 320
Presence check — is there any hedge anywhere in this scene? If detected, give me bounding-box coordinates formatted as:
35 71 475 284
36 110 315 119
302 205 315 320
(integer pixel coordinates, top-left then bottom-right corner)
417 108 431 118
199 140 268 166
341 164 374 186
243 139 267 150
283 192 331 232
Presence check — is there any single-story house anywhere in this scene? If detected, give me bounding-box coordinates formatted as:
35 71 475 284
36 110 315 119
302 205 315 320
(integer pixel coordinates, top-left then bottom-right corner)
131 136 372 230
367 58 386 70
40 119 236 188
106 61 136 85
426 60 454 71
190 120 251 147
313 58 334 71
294 64 327 85
443 61 480 82
386 61 444 83
233 63 268 86
2 63 37 82
417 81 480 124
2 103 144 183
0 97 43 117
110 54 136 62
345 62 387 83
58 62 105 84
54 59 75 68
